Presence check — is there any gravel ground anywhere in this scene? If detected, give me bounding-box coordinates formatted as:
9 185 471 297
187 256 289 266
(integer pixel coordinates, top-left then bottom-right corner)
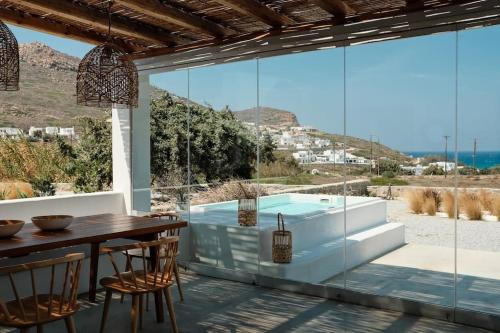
387 199 500 252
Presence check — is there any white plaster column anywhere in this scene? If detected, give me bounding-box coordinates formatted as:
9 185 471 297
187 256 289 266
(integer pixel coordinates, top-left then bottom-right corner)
112 73 151 214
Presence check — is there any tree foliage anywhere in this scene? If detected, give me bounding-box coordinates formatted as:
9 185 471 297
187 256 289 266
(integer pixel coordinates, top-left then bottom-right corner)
150 93 258 185
71 117 112 192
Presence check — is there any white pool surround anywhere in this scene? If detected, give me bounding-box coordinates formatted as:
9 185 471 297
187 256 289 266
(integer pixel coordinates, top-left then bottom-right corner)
187 194 405 283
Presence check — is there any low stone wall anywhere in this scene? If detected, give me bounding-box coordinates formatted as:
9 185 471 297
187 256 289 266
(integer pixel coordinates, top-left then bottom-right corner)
368 185 500 198
270 179 370 196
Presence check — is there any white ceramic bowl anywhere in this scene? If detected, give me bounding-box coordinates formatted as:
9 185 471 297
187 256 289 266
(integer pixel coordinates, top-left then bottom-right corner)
31 215 73 231
0 220 25 238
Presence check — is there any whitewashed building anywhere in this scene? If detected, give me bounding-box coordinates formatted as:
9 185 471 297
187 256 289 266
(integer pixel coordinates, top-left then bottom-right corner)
59 127 75 137
0 127 23 138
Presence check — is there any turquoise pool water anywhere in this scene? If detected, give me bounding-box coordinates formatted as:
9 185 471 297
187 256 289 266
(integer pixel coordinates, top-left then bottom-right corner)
198 194 340 216
258 202 335 215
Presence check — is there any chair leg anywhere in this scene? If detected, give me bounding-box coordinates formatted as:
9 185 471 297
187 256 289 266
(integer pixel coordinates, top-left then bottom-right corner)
121 260 132 304
65 316 77 333
163 288 178 333
173 261 184 302
20 328 30 333
131 295 139 333
100 290 112 333
36 325 43 333
139 294 143 330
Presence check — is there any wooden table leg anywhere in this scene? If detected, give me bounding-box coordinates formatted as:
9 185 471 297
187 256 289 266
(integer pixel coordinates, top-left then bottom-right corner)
89 242 101 302
149 238 164 323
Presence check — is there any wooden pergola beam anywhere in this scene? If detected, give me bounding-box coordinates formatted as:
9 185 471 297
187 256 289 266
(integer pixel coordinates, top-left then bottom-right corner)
312 0 355 19
0 7 139 52
10 0 176 45
114 0 228 37
214 0 295 27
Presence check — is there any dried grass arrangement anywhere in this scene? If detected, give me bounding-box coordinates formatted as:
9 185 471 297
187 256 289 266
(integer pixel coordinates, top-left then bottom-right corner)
478 189 494 213
423 188 440 216
492 194 500 222
406 189 424 214
423 197 437 216
460 191 483 221
441 191 458 219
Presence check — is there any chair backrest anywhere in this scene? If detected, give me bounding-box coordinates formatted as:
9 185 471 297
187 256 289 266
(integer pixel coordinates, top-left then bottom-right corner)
146 212 182 237
100 237 179 291
0 253 85 322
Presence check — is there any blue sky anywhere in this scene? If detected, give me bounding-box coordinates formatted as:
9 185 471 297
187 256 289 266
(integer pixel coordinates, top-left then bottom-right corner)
8 24 500 151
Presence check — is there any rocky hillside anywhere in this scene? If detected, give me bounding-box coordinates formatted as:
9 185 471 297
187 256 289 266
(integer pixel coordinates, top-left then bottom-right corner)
233 107 300 127
0 43 106 129
19 42 80 71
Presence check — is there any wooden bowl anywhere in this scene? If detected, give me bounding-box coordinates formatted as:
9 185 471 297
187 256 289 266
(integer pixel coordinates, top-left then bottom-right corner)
31 215 73 231
0 220 25 238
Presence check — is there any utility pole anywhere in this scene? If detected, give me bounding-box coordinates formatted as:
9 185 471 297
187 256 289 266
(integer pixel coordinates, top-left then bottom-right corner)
377 138 380 176
473 138 477 173
444 135 450 178
332 137 336 172
370 134 374 175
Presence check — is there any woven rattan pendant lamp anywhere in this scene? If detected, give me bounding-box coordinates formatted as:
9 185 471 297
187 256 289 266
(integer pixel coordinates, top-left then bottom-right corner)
0 20 19 91
77 1 138 108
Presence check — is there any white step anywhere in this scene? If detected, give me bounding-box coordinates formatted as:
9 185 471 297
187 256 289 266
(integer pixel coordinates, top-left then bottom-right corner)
259 222 405 283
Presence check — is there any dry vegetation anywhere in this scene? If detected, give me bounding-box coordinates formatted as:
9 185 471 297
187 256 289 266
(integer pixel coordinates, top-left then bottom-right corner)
0 182 34 199
405 189 424 214
442 190 458 219
191 182 268 205
459 191 483 221
0 138 70 183
406 188 500 221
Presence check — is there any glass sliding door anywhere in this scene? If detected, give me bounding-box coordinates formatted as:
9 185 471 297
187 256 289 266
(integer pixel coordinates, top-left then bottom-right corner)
257 49 346 286
456 26 500 315
149 70 190 263
343 34 457 307
188 61 259 274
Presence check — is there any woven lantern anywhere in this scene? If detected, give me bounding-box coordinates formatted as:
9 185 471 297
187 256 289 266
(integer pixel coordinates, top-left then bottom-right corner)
76 1 138 108
0 20 19 91
77 43 138 107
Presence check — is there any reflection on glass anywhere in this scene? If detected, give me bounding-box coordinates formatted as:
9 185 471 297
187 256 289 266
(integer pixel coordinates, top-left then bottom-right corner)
187 61 259 272
343 34 456 307
457 26 500 315
258 49 346 286
149 69 190 262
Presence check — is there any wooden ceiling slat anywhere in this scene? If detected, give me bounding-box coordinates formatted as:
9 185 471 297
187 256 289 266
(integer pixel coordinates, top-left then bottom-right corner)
0 7 139 51
312 0 355 19
213 0 295 27
114 0 229 38
10 0 176 45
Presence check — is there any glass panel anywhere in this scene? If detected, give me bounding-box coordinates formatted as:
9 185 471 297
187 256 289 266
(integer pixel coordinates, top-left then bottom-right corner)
188 61 259 273
457 26 500 314
344 34 457 307
149 70 190 262
257 49 346 286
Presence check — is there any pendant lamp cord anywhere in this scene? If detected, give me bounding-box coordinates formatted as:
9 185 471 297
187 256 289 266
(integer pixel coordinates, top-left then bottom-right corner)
107 0 113 41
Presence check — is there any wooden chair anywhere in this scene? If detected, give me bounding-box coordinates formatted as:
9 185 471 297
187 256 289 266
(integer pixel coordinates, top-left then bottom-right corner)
0 253 85 333
99 237 179 333
121 212 184 306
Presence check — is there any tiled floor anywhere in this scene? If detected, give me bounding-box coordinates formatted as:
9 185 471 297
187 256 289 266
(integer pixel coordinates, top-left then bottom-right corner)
6 272 494 333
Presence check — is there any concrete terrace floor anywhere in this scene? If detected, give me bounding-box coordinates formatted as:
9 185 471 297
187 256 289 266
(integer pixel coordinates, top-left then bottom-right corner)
11 272 493 333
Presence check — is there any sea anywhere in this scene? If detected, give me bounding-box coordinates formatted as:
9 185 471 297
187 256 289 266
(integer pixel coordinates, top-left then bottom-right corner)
405 151 500 170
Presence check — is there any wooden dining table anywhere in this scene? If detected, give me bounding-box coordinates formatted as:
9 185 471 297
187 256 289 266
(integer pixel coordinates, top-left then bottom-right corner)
0 214 188 323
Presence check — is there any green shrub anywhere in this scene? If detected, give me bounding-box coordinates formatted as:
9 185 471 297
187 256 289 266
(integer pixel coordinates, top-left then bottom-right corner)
378 159 401 174
423 164 445 176
30 175 56 197
370 177 408 186
382 171 395 179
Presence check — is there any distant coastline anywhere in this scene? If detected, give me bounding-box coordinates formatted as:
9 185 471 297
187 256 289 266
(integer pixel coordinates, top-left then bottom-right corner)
406 151 500 170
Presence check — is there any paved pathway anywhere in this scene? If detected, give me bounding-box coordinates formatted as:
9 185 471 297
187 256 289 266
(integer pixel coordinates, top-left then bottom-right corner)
12 272 492 333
